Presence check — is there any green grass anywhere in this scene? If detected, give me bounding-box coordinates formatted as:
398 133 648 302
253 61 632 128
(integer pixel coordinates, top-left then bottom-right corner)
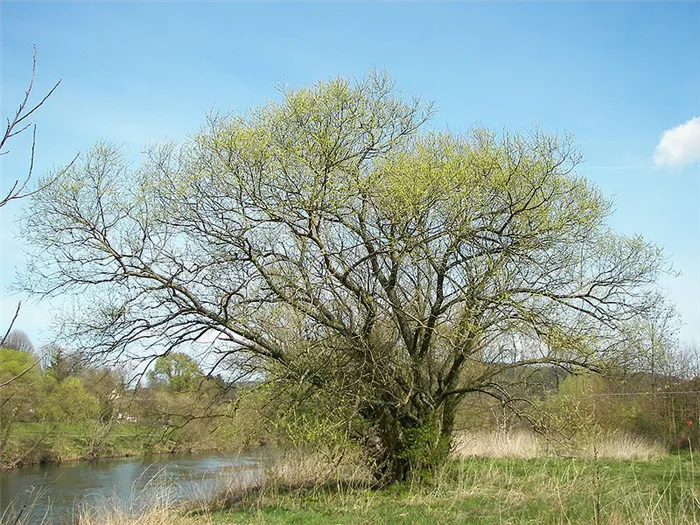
202 454 699 525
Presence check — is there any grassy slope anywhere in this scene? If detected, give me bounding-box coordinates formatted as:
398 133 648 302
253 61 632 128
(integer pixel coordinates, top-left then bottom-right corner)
204 455 699 525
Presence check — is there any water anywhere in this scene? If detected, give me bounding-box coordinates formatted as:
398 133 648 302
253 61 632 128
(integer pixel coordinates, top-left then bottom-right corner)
0 451 264 524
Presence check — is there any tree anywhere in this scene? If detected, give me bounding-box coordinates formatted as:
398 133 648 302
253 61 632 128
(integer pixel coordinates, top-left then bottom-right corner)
0 348 41 402
20 73 669 483
613 302 678 379
39 376 100 424
0 331 39 390
0 347 43 453
148 352 204 393
43 345 86 383
1 330 35 354
82 365 125 422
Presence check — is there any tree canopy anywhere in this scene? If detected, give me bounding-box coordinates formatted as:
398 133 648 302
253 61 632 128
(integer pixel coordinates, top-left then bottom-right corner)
148 352 204 393
1 330 36 354
0 346 40 391
20 72 669 482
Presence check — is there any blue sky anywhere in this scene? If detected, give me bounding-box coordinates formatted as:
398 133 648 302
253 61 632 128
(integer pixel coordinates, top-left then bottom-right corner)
1 1 699 349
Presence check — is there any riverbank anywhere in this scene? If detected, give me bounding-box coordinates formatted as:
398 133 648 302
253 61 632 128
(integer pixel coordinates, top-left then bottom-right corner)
68 453 699 525
0 422 242 470
2 432 697 525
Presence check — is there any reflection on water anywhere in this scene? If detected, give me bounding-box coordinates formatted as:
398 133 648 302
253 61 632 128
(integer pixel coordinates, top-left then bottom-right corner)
0 451 263 524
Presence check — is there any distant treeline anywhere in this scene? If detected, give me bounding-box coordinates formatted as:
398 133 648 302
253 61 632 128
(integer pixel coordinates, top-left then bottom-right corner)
0 332 257 469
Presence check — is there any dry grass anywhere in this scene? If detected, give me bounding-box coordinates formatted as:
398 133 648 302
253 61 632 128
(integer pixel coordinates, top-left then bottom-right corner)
77 505 204 525
75 466 209 525
452 430 667 461
579 432 667 460
453 430 543 459
262 449 370 488
201 447 372 511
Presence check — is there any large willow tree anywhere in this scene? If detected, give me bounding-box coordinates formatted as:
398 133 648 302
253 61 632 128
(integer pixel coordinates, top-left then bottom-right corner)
21 73 667 482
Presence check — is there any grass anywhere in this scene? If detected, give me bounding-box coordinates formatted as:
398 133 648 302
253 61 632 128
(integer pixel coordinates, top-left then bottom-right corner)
75 446 697 525
194 453 698 525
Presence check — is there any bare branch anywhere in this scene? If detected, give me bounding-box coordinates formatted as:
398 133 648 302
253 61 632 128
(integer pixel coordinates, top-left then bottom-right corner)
1 46 62 208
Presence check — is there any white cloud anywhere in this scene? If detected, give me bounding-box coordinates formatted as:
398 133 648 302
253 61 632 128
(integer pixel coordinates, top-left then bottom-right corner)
653 116 700 168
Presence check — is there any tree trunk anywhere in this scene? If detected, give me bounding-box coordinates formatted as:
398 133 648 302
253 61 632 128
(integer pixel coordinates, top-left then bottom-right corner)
362 403 453 485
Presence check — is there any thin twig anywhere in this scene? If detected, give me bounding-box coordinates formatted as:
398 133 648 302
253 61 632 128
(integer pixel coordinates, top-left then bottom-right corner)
0 302 22 347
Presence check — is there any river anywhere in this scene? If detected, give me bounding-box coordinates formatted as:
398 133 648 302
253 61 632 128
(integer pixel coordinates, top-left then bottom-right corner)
0 451 264 524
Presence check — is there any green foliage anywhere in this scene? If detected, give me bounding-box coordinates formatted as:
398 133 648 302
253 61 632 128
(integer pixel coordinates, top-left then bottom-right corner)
393 415 451 483
1 346 236 468
0 347 40 381
0 347 42 448
629 378 700 449
531 369 700 455
536 373 630 444
258 377 362 464
39 376 100 423
148 352 204 393
81 366 124 422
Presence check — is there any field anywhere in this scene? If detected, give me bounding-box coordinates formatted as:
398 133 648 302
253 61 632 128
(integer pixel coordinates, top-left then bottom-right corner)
196 455 698 525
